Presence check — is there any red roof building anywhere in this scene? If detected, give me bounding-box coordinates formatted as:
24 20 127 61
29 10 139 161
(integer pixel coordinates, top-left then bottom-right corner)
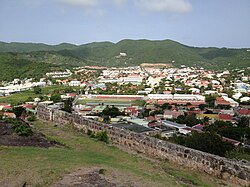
215 97 231 106
192 124 204 131
124 107 138 116
147 116 155 121
2 105 12 110
237 109 250 116
218 114 232 121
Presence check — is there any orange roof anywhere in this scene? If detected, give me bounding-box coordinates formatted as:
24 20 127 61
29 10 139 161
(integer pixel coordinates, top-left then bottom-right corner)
216 97 230 105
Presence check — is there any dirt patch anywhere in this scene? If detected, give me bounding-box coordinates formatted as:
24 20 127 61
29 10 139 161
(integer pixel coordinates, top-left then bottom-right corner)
0 122 59 148
52 168 125 187
51 167 164 187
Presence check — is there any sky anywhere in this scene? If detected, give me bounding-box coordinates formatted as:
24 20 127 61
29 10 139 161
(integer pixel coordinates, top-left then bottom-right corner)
0 0 250 48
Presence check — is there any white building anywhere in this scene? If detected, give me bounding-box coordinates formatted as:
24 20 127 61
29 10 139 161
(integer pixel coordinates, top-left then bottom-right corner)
148 94 205 101
69 80 81 87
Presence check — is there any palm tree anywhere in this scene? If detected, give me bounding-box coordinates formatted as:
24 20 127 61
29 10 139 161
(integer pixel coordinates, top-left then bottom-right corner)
203 116 210 126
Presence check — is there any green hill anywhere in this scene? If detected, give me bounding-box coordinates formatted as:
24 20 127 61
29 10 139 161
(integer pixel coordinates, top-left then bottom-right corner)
0 39 249 81
53 39 250 69
0 42 78 53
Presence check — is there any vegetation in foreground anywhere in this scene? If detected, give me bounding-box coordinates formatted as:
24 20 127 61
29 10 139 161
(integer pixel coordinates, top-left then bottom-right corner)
0 120 236 187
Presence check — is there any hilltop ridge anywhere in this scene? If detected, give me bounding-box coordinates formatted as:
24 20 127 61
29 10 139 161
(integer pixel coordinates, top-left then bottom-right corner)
0 39 249 81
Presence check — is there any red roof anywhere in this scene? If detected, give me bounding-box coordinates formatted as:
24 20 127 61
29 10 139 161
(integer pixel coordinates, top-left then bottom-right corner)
237 109 250 116
192 124 204 131
215 97 230 105
81 108 92 111
0 103 11 106
148 122 157 127
147 116 155 121
19 104 34 109
156 100 205 106
2 105 12 110
219 114 232 121
68 93 76 97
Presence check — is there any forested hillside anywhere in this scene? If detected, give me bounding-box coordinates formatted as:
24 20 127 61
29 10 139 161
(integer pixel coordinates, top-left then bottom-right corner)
0 39 249 81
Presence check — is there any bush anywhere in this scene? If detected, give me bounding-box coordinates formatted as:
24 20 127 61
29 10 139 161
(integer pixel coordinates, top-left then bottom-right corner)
13 106 26 118
12 122 33 136
27 115 36 122
33 86 42 94
96 131 109 143
14 125 33 136
87 130 109 143
5 118 33 137
87 129 96 138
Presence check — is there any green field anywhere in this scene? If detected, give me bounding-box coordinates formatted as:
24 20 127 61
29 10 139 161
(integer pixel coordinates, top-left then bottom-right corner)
0 85 76 105
0 120 236 187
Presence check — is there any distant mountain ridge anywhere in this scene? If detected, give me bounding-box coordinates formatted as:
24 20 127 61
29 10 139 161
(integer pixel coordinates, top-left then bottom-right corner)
0 41 78 53
0 39 249 81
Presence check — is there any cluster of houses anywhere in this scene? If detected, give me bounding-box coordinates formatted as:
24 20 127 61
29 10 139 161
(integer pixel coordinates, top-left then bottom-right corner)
0 78 47 96
1 65 250 146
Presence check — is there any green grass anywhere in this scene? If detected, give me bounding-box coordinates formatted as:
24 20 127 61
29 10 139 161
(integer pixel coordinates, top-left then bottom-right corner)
0 120 235 187
0 85 74 105
227 149 250 162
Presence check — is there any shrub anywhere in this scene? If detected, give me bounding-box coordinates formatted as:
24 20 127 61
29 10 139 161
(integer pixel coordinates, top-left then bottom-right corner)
27 115 36 122
14 125 33 136
9 118 33 137
87 130 109 143
96 131 109 143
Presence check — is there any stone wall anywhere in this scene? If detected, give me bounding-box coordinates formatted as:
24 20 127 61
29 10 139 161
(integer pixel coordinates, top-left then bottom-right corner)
37 105 250 186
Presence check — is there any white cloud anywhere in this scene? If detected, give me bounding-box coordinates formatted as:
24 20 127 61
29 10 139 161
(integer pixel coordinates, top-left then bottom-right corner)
57 0 100 8
134 0 192 14
56 0 192 16
57 0 127 8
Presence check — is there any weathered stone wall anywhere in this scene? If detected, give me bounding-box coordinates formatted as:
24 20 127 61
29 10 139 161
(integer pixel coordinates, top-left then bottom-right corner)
37 105 250 186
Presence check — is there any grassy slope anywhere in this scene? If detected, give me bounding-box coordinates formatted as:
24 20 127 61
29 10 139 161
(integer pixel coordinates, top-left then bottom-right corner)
0 120 231 187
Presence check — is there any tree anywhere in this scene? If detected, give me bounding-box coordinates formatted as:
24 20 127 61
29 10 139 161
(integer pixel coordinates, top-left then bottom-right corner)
185 114 201 127
205 94 217 107
161 103 169 110
202 116 210 126
175 114 201 127
50 94 62 103
33 86 42 94
141 108 151 118
13 107 26 118
101 106 123 118
173 132 234 157
237 116 250 127
198 104 208 111
62 98 74 113
204 120 233 133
